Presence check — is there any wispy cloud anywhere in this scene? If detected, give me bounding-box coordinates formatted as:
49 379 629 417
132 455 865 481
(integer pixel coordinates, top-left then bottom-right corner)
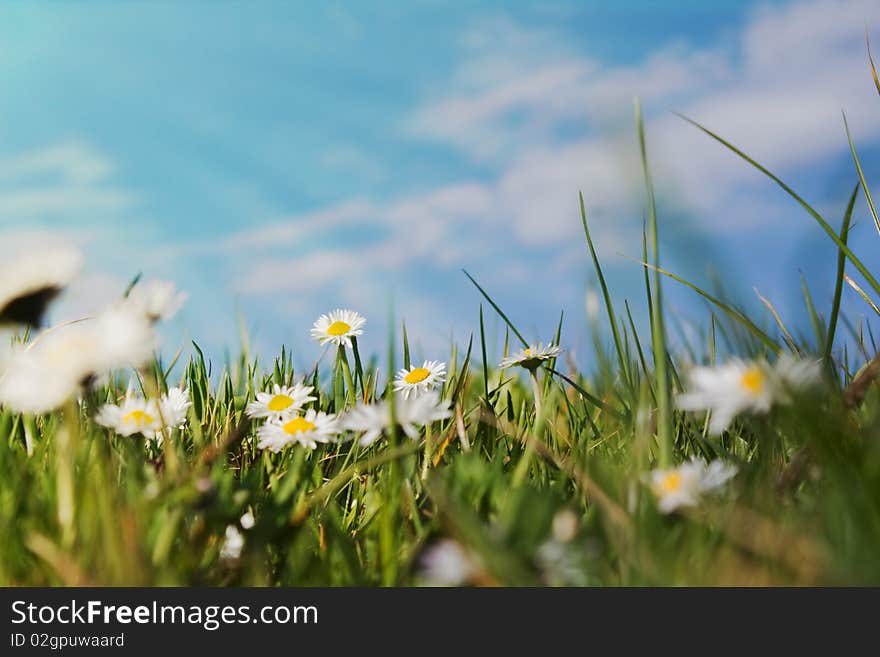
0 140 135 221
217 0 880 356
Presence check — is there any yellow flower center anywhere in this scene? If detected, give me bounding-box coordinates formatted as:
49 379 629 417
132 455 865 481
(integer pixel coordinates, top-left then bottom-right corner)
740 367 765 394
267 394 294 411
658 471 682 493
524 348 532 357
404 367 431 384
122 409 154 427
282 416 315 435
326 321 351 336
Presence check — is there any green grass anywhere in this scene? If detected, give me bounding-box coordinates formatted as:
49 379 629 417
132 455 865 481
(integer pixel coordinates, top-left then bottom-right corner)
5 82 880 587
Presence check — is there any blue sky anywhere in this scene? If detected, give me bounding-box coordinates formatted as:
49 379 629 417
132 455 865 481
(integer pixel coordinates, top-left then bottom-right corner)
2 0 880 369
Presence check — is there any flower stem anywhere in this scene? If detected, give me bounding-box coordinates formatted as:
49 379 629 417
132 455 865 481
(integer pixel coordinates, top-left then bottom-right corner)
338 346 356 405
421 420 433 480
58 399 80 547
512 368 544 487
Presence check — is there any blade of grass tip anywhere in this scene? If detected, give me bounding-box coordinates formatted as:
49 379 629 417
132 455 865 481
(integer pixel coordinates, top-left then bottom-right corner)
843 112 880 238
451 334 473 405
544 310 564 395
867 25 880 97
401 321 411 370
636 99 672 467
799 272 825 353
463 269 528 348
753 287 799 354
624 300 650 378
680 113 880 301
826 184 859 364
844 274 880 317
479 305 491 406
626 255 782 354
580 192 631 388
122 272 142 298
350 336 366 401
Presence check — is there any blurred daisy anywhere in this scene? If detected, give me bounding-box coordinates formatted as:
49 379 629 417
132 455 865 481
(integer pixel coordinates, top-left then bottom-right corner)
125 280 188 322
257 408 338 452
0 244 82 327
96 395 163 439
220 525 244 560
0 306 155 414
418 540 477 587
676 356 820 434
158 386 191 431
648 458 738 514
342 391 452 447
499 343 562 370
246 382 316 421
393 360 446 399
92 304 157 372
310 309 365 348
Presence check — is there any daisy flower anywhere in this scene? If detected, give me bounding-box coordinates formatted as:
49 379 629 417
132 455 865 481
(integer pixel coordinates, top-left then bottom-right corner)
676 356 820 434
96 395 163 440
393 360 446 399
310 309 365 349
125 280 188 322
245 382 316 421
95 385 190 442
158 386 191 431
648 458 738 514
342 391 452 447
256 408 339 452
0 306 156 414
0 244 83 327
499 343 562 370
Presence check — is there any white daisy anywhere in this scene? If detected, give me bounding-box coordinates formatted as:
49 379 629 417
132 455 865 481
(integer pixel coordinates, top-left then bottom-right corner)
0 244 83 327
96 395 163 439
0 306 155 414
342 391 452 447
256 408 339 452
310 309 365 348
676 356 820 434
91 304 157 372
0 341 87 414
125 280 188 322
393 360 446 399
245 382 316 421
499 343 562 370
648 458 738 514
419 540 477 586
158 386 191 431
220 525 244 560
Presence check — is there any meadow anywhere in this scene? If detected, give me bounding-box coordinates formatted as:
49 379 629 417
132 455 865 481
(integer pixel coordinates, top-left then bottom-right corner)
3 63 880 587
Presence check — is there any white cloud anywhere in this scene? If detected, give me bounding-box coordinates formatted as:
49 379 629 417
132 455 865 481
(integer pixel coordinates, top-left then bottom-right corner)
0 140 135 221
220 0 880 356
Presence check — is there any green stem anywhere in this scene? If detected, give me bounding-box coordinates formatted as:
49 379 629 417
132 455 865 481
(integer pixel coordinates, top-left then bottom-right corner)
421 419 433 480
339 346 356 405
512 368 544 487
58 399 79 548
